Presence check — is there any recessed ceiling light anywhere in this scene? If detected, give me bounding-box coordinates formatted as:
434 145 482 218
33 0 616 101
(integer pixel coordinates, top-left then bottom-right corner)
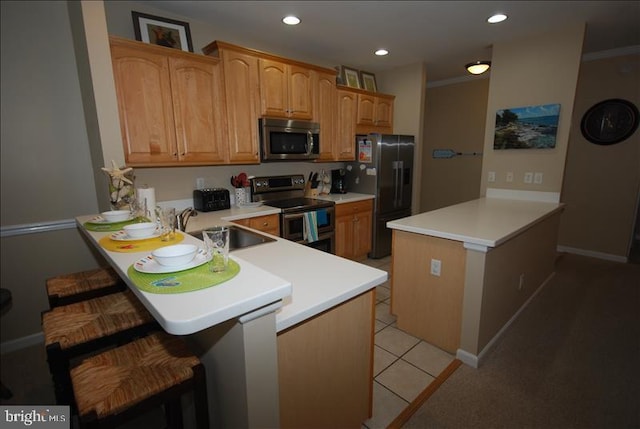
375 49 389 56
282 15 300 25
487 13 507 24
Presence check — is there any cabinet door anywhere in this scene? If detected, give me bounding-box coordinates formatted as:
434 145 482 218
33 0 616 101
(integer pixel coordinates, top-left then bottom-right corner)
111 43 177 165
221 50 260 163
259 58 288 118
353 208 372 259
334 213 354 258
356 94 376 125
375 96 394 128
336 90 357 161
169 56 228 164
314 72 337 161
288 65 313 120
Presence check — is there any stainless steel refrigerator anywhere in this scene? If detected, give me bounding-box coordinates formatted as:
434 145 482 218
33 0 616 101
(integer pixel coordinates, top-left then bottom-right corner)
346 133 414 258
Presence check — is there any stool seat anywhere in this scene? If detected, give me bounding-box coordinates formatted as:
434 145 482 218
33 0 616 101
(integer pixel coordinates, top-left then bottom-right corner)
43 290 155 351
43 290 159 407
71 331 209 428
46 267 125 308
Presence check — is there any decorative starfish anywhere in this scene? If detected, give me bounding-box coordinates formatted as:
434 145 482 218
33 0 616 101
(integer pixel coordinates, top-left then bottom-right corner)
101 160 133 184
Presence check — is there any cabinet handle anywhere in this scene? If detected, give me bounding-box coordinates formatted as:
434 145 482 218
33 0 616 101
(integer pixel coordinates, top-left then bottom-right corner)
262 222 269 226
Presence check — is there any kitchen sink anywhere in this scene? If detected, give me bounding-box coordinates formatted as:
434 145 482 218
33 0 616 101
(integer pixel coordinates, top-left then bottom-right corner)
188 225 276 251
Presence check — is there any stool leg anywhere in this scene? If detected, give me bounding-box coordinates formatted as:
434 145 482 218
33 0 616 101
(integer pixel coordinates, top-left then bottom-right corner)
193 364 210 429
165 399 184 429
1 381 12 400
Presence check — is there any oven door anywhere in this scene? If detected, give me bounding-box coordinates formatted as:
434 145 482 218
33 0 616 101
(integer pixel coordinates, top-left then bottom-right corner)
281 207 335 253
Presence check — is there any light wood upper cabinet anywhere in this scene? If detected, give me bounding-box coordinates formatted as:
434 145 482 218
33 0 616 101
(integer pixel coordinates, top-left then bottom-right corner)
314 72 338 161
110 36 228 166
356 93 394 131
259 59 313 120
169 56 227 164
111 40 177 165
216 48 261 164
336 89 358 161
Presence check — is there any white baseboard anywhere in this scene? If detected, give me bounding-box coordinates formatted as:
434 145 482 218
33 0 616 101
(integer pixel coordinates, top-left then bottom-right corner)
456 271 555 368
1 332 44 354
557 245 627 263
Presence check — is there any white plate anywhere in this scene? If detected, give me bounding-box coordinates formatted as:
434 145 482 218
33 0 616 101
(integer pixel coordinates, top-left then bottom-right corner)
134 248 210 274
238 201 263 208
110 229 162 241
89 215 134 224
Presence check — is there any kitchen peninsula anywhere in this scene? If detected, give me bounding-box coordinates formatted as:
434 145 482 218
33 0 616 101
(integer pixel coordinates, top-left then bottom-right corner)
387 195 564 367
76 205 386 429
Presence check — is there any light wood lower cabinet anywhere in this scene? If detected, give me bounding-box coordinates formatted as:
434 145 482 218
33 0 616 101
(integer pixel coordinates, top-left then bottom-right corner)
335 200 373 260
230 214 280 236
278 289 375 428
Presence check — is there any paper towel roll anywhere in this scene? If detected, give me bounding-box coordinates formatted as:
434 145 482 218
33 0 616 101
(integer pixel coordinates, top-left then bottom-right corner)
136 187 156 218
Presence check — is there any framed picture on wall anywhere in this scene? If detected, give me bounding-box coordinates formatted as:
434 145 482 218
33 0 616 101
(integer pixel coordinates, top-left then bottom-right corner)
360 71 377 92
132 11 194 52
341 66 361 89
494 103 560 149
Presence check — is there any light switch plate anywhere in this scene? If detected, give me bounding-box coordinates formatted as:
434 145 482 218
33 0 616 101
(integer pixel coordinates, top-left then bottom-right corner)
524 172 533 184
488 171 496 183
534 172 543 184
430 259 442 277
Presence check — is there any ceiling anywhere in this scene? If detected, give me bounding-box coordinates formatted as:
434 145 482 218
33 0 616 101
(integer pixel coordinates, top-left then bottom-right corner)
142 1 640 83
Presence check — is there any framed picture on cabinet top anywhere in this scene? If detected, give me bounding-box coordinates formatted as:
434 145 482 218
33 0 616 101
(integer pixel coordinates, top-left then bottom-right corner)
360 71 377 92
341 66 361 89
132 11 194 52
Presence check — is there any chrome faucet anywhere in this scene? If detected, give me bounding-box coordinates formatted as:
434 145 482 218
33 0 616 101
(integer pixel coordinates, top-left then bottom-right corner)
177 207 197 232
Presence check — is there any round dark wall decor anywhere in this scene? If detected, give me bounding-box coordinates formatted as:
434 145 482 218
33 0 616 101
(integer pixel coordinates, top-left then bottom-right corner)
580 98 639 145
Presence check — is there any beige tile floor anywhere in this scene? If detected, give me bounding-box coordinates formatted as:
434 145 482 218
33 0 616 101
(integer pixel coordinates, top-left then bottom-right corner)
361 256 455 429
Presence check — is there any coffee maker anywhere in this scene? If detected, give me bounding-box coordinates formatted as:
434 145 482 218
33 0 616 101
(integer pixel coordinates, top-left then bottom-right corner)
330 168 347 194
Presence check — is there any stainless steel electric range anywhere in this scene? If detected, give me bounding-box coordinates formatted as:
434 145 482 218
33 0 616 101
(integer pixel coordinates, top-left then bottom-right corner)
250 175 335 254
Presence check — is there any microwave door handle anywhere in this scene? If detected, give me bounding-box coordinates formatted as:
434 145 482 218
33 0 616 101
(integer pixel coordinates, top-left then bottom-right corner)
307 131 314 155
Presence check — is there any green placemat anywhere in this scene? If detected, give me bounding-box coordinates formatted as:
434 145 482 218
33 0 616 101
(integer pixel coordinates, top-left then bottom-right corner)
84 216 150 232
127 259 240 294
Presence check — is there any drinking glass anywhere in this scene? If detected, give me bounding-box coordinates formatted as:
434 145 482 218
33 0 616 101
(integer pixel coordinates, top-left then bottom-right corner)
202 227 229 272
156 207 176 241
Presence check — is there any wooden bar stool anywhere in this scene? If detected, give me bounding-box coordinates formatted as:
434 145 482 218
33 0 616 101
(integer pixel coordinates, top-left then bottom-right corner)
46 267 126 308
42 290 159 406
70 331 209 429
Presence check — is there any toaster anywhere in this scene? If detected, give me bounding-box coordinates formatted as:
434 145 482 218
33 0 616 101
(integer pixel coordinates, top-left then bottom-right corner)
193 188 230 212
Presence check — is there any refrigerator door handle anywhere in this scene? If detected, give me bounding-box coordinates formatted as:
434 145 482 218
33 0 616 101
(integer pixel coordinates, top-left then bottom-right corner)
398 160 404 207
392 161 399 208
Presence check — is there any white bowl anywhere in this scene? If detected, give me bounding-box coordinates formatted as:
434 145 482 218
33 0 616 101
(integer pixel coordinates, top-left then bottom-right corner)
123 222 157 238
101 210 131 222
152 244 198 267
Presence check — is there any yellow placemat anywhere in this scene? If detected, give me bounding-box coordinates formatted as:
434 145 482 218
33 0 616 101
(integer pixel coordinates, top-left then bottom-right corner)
99 232 184 253
127 259 240 294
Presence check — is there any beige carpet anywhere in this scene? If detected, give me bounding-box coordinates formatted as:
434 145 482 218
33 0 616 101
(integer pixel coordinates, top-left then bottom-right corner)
402 253 640 429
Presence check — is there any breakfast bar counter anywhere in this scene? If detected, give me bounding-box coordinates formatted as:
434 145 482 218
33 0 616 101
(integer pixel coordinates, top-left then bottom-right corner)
76 213 387 428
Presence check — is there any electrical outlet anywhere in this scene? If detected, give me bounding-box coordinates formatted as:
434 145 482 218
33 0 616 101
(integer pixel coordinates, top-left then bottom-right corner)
506 172 514 183
488 171 496 183
524 172 533 184
430 259 442 277
534 172 543 184
196 178 205 189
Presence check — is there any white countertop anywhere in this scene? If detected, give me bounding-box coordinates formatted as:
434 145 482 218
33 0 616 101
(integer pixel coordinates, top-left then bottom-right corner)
77 208 387 335
387 197 564 249
314 192 375 204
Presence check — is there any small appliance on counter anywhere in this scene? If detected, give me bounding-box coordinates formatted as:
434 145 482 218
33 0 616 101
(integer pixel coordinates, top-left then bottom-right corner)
193 188 230 212
330 169 347 194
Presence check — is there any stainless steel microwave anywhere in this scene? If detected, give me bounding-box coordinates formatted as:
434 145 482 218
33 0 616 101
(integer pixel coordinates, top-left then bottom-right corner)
259 118 320 161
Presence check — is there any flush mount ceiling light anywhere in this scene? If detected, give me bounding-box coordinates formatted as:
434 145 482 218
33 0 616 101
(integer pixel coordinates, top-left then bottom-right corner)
282 15 300 25
375 49 389 56
487 13 508 24
466 60 491 75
